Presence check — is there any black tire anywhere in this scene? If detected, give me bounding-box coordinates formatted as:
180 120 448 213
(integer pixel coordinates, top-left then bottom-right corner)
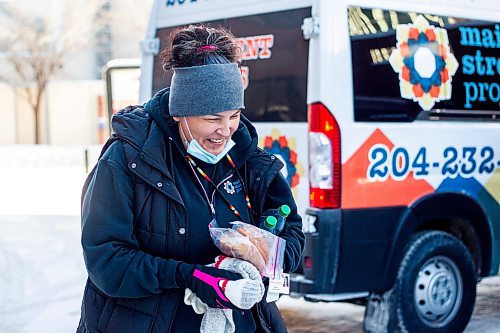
390 231 477 333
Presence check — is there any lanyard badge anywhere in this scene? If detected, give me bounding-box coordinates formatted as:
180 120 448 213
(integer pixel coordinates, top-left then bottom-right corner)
186 154 252 220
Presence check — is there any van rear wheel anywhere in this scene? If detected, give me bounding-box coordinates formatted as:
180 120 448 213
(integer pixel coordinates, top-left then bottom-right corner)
391 231 477 332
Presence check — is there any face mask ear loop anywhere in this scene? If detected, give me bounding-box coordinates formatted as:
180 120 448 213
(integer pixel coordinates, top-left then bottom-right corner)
179 120 189 147
183 118 195 142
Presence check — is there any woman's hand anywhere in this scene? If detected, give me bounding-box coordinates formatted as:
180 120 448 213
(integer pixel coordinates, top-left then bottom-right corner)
176 263 243 310
224 278 264 309
216 256 265 309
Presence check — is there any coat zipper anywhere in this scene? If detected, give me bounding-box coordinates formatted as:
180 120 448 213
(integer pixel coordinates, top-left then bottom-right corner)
147 295 162 333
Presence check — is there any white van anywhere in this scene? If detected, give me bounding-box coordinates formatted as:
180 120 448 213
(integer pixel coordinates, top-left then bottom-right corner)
139 0 500 331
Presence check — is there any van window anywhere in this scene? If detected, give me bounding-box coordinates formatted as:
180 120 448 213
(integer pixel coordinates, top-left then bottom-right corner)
152 7 311 122
349 6 500 122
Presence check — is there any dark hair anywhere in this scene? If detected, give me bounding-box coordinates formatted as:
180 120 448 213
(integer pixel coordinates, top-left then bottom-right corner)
161 24 242 71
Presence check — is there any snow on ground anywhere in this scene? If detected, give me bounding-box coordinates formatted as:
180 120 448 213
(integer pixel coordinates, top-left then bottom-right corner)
0 145 100 216
0 215 85 333
0 146 498 333
0 146 97 332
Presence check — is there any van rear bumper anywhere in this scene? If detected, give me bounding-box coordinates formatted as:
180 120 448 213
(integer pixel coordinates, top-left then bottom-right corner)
291 206 408 296
291 208 342 294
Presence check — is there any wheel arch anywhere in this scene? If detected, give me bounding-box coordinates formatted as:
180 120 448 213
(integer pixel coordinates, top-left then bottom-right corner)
379 192 492 291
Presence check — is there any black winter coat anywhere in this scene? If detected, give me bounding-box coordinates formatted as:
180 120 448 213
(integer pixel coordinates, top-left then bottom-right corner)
77 88 304 333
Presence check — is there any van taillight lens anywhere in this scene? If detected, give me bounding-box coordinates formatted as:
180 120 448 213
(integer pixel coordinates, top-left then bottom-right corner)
308 102 341 208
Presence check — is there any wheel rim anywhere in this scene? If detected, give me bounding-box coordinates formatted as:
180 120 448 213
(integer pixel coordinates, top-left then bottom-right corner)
413 255 463 327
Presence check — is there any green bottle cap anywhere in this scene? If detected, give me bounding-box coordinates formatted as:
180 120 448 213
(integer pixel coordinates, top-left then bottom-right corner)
278 205 291 217
265 216 277 228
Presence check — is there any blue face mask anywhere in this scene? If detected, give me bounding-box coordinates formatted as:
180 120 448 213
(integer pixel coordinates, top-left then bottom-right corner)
180 118 236 164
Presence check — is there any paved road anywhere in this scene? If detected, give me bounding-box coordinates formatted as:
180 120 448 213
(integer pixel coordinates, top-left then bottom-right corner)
277 276 500 332
0 215 498 333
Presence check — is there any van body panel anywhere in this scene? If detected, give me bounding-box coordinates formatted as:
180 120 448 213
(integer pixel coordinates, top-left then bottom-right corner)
316 0 500 281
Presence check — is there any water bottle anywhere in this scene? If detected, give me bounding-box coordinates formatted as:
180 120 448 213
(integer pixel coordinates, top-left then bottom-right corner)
260 204 291 234
260 215 278 233
274 204 291 232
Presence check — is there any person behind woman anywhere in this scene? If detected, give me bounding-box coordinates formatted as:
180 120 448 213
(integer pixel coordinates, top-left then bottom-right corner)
77 24 304 333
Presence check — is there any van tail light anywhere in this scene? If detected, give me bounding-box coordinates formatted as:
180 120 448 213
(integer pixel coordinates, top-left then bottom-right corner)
308 102 341 208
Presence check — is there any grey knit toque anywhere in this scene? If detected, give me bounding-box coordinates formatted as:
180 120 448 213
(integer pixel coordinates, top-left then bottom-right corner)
168 63 245 117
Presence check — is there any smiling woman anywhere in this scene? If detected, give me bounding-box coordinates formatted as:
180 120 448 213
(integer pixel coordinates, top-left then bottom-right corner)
175 109 241 156
77 24 304 333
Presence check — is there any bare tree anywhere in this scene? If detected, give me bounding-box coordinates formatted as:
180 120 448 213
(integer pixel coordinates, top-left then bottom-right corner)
0 0 107 144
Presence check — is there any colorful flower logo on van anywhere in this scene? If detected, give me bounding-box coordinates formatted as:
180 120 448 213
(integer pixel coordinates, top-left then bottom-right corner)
261 130 302 189
389 15 459 111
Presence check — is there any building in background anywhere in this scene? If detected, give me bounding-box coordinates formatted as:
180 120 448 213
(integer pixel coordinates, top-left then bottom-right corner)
0 0 152 145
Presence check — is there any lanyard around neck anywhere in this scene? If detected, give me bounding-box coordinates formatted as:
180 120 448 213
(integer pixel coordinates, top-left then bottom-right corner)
185 154 252 220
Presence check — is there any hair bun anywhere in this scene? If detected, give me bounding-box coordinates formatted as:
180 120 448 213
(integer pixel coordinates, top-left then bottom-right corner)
161 25 241 70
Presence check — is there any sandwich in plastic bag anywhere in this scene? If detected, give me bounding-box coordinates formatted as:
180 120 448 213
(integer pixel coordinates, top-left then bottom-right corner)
209 220 286 279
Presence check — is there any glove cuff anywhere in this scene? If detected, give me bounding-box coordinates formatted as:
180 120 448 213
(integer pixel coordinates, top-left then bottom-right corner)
175 262 196 289
220 278 229 295
214 255 229 268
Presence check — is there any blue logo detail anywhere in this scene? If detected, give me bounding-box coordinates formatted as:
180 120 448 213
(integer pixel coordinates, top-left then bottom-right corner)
223 179 243 195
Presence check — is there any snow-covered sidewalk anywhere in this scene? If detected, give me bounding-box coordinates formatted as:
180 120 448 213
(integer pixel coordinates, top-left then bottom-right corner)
0 145 99 216
0 215 85 333
0 146 94 332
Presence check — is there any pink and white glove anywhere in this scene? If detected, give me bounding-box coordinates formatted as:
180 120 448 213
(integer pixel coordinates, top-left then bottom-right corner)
213 255 265 309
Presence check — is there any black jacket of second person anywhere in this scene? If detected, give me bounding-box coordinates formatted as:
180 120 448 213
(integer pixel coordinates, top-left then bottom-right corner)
76 88 304 333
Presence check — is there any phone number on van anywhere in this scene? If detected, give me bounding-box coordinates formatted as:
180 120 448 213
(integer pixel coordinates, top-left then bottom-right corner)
367 145 498 181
